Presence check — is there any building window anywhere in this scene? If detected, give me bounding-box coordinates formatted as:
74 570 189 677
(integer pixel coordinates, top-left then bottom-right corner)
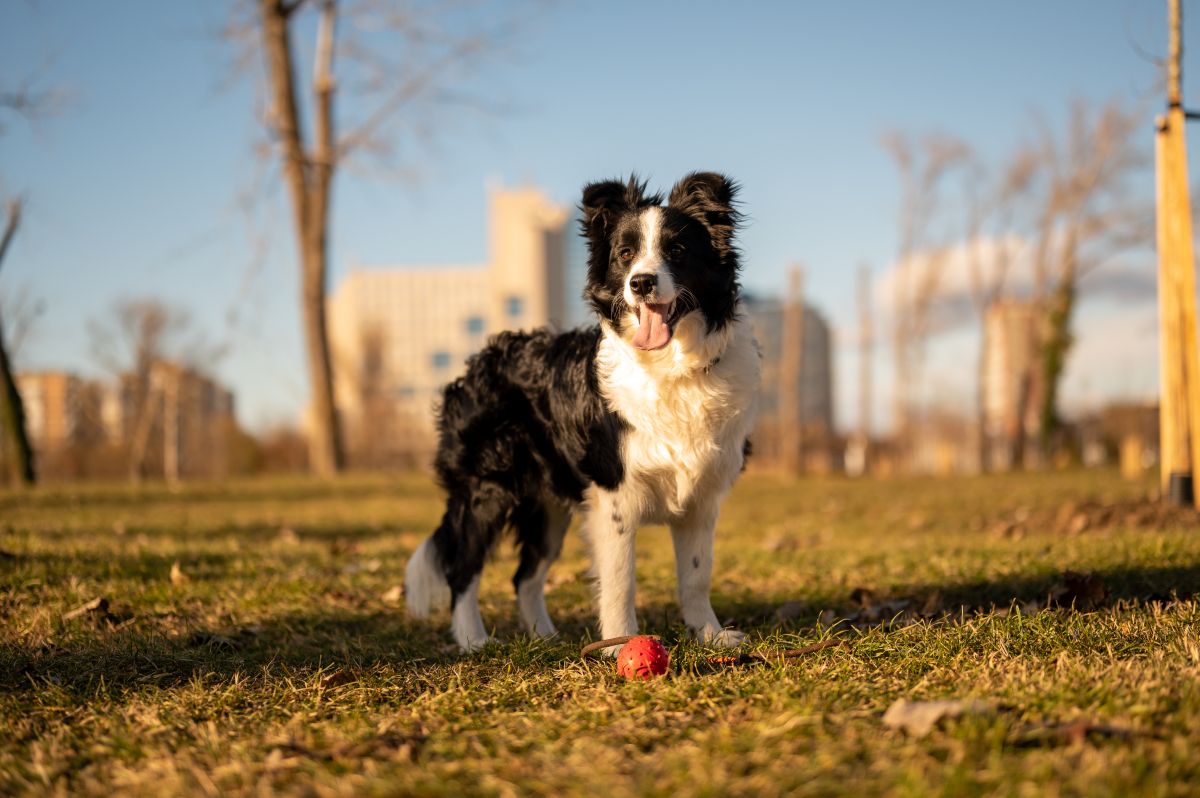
507 296 523 318
433 352 451 369
467 316 485 334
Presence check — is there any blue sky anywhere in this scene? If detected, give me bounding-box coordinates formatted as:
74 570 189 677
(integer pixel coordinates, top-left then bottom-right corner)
0 1 1194 432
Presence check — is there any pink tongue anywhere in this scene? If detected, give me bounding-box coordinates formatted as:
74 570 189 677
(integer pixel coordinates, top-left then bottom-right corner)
632 303 672 350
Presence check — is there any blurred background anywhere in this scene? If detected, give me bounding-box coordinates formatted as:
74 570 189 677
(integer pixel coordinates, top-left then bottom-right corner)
0 0 1190 483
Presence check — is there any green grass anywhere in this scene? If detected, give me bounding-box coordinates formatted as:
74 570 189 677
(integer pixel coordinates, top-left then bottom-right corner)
3 468 1200 796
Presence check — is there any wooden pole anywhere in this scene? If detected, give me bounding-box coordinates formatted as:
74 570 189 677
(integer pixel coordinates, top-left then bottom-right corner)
1157 0 1200 506
1156 117 1184 495
779 266 804 473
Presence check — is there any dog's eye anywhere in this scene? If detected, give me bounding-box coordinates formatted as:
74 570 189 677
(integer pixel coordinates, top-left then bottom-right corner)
669 244 684 259
618 248 633 261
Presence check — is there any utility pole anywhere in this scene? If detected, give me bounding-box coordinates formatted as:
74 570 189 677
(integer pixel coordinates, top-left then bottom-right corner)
779 266 804 474
1156 0 1200 506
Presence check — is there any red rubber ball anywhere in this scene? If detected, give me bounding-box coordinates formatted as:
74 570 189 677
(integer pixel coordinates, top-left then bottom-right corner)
617 636 669 680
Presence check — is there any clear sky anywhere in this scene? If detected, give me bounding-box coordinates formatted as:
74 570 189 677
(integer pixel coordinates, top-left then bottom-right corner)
1 1 1194 433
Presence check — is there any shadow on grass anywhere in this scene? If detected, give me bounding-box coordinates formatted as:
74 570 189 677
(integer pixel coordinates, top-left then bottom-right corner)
4 561 1199 701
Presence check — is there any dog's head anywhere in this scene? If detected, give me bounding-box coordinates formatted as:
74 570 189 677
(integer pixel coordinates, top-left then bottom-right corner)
580 173 742 355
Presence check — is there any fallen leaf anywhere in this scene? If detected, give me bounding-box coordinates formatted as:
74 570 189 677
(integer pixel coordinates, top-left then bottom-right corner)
187 632 243 650
775 600 807 624
62 597 109 621
882 698 996 737
1045 570 1110 611
319 669 359 689
330 537 361 555
849 587 876 608
170 561 191 585
381 585 403 604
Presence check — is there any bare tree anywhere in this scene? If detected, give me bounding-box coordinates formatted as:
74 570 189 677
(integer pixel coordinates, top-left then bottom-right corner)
222 0 524 477
0 199 33 484
0 69 73 485
963 144 1038 470
88 297 220 482
881 131 969 451
1025 99 1148 450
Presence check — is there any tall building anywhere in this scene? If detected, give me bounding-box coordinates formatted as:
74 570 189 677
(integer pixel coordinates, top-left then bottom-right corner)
327 185 590 451
13 366 235 481
744 296 835 433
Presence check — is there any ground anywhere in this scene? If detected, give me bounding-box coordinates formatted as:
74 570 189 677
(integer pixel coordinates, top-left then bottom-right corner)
2 468 1200 797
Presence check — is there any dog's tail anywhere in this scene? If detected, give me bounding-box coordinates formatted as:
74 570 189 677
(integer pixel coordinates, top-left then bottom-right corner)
404 537 452 618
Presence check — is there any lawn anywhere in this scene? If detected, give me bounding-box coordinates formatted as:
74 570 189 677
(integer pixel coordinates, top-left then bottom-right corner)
2 468 1200 797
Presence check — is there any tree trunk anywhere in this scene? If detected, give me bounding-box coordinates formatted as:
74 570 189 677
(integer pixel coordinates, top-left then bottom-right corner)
0 200 34 485
260 0 343 478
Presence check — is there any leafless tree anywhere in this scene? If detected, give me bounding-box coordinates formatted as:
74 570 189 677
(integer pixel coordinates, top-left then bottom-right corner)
963 144 1038 470
1025 99 1149 450
221 0 527 477
881 130 969 451
88 297 221 482
0 69 73 485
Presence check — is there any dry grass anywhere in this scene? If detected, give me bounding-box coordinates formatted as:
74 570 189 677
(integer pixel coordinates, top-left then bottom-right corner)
3 468 1200 796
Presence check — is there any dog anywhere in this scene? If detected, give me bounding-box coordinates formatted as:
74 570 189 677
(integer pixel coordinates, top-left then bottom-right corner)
404 172 760 652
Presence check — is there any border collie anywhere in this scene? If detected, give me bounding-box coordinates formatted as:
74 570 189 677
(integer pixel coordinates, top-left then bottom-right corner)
405 172 760 652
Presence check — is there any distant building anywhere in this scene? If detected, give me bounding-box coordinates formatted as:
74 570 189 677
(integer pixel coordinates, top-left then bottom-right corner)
14 365 235 481
745 296 835 432
327 185 590 453
982 300 1044 470
15 371 87 450
743 296 835 467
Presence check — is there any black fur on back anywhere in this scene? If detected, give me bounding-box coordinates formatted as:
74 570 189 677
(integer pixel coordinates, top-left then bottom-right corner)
430 327 627 597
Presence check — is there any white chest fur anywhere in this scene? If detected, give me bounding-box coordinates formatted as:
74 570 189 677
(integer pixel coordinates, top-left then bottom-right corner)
596 309 760 518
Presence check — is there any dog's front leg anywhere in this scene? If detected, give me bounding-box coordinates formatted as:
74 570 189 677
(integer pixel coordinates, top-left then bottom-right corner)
670 505 745 648
589 490 640 654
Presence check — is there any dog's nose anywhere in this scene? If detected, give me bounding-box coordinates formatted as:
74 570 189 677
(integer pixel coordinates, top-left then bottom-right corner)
630 274 657 298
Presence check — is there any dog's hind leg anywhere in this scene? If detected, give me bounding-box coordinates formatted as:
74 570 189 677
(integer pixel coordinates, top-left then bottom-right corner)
404 536 451 618
411 481 512 652
513 499 571 639
670 501 746 649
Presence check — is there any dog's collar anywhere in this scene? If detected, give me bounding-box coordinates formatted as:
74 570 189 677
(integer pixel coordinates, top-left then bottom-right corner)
702 357 721 374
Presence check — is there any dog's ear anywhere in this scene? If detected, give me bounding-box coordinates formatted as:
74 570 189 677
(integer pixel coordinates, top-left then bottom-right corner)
667 172 741 253
578 175 651 244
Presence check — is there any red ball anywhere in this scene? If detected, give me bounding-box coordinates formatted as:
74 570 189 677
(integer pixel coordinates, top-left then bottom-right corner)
616 636 669 680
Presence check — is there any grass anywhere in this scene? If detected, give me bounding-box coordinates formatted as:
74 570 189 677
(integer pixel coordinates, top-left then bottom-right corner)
3 468 1200 796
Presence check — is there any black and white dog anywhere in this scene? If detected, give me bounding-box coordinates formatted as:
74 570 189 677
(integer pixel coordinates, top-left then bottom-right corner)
405 172 760 652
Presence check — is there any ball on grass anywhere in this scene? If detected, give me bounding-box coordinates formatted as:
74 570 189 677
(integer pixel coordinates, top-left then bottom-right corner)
616 636 669 680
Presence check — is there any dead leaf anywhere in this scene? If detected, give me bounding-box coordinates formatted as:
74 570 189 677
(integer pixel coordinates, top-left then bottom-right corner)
381 585 403 604
170 561 191 585
320 669 359 689
775 600 807 624
1045 570 1110 611
187 632 243 650
882 698 996 737
62 597 109 621
849 587 876 608
330 537 361 555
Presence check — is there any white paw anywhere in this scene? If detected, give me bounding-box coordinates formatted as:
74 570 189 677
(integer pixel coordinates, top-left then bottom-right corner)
706 628 746 648
599 644 624 658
